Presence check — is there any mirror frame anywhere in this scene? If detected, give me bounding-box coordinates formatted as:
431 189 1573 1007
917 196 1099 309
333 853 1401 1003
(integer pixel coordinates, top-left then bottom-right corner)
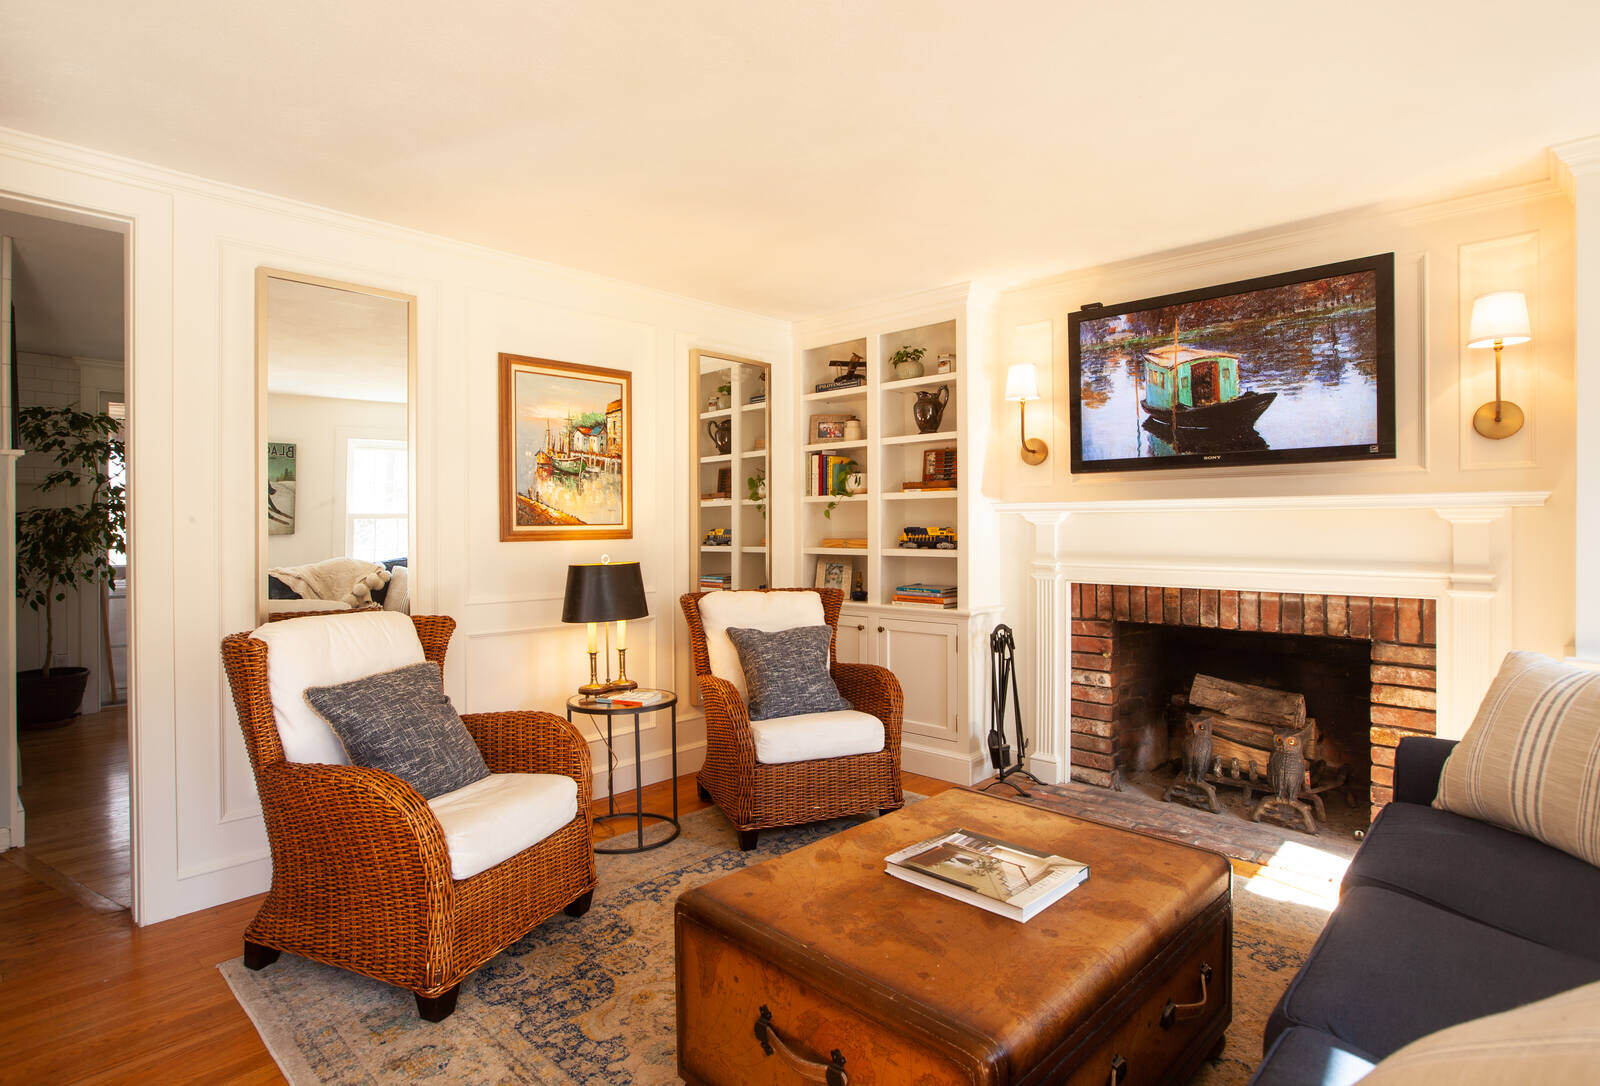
255 267 419 622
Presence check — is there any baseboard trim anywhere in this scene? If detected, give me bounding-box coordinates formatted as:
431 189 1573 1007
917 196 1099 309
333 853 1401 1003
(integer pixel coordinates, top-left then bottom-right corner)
902 740 986 785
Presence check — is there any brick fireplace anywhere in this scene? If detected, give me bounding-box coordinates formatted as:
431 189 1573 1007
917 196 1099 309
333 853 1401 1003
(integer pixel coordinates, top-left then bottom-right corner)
1069 584 1438 819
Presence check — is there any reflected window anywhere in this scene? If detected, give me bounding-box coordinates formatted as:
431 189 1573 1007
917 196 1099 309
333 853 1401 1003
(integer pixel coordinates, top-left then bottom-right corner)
345 438 407 562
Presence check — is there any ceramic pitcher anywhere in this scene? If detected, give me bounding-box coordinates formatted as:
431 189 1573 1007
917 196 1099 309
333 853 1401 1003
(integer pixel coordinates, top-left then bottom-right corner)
912 385 950 433
706 418 732 453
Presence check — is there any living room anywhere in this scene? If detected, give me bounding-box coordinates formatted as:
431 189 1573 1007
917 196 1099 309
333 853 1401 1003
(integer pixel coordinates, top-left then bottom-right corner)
2 3 1599 1084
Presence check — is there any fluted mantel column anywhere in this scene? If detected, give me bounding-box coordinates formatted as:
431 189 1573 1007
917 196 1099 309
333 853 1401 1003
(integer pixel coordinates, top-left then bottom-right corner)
1019 511 1070 783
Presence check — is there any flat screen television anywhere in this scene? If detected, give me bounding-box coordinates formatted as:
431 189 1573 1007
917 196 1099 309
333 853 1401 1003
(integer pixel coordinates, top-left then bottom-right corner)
1068 252 1395 474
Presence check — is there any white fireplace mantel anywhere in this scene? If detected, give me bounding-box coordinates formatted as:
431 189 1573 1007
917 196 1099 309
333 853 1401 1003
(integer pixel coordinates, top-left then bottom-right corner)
999 489 1549 785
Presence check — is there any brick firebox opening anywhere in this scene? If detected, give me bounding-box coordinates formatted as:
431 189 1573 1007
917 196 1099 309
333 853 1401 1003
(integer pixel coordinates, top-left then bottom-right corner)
1070 584 1438 820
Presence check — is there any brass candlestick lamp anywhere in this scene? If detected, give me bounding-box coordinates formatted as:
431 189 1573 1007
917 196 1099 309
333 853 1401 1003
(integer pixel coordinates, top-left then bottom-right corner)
562 557 649 702
1467 290 1531 440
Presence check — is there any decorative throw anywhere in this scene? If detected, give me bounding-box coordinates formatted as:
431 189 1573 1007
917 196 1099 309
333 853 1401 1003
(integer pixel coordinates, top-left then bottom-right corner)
268 557 391 607
1435 651 1600 867
1358 978 1600 1084
725 625 850 721
304 661 490 799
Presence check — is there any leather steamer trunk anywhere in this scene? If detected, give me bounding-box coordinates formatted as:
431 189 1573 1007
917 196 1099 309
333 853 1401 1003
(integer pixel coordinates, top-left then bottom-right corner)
677 788 1231 1085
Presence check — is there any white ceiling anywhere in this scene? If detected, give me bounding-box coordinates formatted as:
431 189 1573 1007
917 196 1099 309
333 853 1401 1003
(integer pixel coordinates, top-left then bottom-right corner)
0 206 124 361
4 2 1600 319
265 276 409 402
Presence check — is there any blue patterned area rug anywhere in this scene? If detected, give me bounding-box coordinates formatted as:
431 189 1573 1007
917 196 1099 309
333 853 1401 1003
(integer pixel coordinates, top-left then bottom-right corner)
220 800 1328 1085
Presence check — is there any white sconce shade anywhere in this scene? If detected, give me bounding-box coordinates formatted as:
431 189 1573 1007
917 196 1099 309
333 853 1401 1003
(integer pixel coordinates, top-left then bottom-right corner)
1005 363 1040 403
1467 291 1531 348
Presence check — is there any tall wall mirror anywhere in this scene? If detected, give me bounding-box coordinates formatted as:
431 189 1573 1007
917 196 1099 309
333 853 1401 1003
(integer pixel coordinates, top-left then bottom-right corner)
256 269 417 620
690 350 771 596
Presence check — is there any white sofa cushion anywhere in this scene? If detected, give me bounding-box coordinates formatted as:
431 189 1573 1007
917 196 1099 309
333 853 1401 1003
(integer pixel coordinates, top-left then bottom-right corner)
698 590 825 699
750 709 884 765
427 772 579 881
251 610 426 764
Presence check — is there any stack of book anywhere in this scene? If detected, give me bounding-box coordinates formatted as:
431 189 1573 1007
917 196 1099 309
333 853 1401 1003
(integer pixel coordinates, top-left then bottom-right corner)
885 828 1088 922
699 572 731 592
808 453 856 497
585 689 669 709
893 583 957 608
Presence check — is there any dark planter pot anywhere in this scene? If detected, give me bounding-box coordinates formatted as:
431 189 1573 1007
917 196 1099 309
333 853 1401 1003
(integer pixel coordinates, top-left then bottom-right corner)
17 667 90 729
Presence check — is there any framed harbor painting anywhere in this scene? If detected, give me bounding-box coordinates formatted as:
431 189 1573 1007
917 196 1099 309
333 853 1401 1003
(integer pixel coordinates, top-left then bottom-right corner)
1068 253 1395 474
498 353 633 541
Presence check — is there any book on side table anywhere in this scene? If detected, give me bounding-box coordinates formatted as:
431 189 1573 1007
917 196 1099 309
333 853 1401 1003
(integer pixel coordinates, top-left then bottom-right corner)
885 828 1089 922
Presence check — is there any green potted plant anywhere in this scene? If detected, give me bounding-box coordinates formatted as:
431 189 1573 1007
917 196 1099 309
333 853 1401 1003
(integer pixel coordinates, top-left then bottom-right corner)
890 345 927 381
745 467 766 517
15 404 126 727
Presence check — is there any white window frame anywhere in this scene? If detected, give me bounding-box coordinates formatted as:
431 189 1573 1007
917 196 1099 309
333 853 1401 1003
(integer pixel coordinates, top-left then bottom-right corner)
339 434 408 562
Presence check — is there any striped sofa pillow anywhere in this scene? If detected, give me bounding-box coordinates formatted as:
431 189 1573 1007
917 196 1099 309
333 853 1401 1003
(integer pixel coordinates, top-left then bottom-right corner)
1435 651 1600 867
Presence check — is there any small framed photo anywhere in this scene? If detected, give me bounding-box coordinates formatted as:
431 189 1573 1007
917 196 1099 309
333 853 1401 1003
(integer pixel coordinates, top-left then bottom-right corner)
810 413 852 442
814 558 851 592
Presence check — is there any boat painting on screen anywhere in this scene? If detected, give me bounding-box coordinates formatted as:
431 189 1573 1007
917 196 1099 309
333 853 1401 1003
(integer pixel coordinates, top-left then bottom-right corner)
1069 253 1395 473
498 354 632 541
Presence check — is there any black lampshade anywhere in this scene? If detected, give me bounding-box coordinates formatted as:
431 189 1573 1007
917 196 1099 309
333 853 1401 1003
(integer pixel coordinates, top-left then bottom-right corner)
562 561 648 623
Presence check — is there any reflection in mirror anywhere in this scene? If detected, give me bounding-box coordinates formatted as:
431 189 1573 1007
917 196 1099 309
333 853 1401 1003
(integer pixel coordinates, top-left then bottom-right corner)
257 270 415 620
690 351 771 599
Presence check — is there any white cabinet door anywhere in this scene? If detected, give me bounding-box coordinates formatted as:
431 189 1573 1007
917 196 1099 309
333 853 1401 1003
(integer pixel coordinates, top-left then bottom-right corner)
873 613 961 744
834 610 875 665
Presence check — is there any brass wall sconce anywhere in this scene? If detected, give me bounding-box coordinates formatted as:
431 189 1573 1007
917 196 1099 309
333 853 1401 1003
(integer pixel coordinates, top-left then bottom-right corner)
1005 363 1049 465
1467 290 1530 440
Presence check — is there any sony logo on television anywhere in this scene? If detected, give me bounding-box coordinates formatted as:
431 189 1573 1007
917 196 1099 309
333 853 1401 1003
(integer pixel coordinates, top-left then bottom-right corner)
1203 454 1222 460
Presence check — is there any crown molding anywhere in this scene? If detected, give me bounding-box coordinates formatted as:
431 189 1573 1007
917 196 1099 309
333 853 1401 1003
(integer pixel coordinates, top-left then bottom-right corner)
998 173 1566 307
793 281 973 345
0 124 791 332
1551 136 1600 201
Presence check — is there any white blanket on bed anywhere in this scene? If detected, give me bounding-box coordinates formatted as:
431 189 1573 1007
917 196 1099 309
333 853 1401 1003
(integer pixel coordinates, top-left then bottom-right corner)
268 557 391 607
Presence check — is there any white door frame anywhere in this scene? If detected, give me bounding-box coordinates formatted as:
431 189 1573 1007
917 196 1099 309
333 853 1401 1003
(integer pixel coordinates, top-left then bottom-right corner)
0 175 163 924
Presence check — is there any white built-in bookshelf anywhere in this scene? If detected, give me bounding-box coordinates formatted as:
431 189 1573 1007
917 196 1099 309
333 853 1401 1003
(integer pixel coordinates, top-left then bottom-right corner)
800 319 964 609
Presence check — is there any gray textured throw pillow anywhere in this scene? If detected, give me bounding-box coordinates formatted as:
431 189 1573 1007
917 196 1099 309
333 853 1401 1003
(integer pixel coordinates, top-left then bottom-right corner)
725 625 850 721
304 661 490 799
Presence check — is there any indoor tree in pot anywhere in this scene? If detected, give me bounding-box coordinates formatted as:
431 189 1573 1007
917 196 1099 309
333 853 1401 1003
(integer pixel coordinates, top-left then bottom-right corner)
15 404 125 727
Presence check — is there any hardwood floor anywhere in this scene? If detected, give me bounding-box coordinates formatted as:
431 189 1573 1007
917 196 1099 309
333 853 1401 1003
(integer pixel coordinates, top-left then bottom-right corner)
11 706 131 909
0 770 955 1084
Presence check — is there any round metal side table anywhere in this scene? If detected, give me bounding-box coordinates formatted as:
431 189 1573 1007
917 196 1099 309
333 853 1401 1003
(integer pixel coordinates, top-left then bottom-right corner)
567 691 679 854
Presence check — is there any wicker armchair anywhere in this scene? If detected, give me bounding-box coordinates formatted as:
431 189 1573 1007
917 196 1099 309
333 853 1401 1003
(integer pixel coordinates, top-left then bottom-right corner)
680 587 904 849
220 612 597 1021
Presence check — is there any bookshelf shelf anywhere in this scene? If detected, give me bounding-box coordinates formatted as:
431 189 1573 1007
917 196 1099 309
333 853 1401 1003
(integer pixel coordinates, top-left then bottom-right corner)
698 407 732 420
881 371 959 392
803 494 867 504
699 453 731 464
882 490 957 500
803 385 868 403
804 439 869 453
880 432 957 447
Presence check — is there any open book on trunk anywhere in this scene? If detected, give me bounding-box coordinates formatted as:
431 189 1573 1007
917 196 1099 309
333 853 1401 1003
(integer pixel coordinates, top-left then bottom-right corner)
885 828 1088 922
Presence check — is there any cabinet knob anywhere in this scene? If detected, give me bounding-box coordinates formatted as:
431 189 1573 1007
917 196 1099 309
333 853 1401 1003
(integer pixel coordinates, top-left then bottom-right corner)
854 624 865 631
877 626 885 633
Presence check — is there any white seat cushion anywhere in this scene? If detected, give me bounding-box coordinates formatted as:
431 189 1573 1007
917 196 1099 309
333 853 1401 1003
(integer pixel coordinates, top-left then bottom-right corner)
427 773 579 881
750 709 884 766
698 590 825 699
250 610 426 764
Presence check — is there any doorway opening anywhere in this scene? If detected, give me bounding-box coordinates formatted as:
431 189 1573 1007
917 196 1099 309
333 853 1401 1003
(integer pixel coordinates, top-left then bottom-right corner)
2 205 132 912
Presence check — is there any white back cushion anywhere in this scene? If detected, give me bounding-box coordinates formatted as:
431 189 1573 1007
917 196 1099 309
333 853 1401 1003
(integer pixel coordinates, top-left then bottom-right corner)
251 610 426 764
698 590 825 699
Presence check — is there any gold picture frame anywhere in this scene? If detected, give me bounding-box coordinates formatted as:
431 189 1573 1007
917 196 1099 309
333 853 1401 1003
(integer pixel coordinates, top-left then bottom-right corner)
499 353 633 541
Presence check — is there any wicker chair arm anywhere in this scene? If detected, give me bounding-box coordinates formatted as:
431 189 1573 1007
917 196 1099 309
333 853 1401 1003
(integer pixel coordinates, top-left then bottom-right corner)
255 760 453 885
833 662 905 750
461 711 595 810
697 674 759 756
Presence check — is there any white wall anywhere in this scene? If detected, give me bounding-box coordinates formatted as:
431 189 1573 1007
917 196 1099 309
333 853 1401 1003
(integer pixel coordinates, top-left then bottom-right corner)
985 176 1577 745
265 392 405 568
0 126 791 923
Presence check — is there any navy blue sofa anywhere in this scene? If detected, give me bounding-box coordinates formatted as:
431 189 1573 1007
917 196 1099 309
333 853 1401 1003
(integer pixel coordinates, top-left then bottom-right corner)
1249 736 1600 1085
